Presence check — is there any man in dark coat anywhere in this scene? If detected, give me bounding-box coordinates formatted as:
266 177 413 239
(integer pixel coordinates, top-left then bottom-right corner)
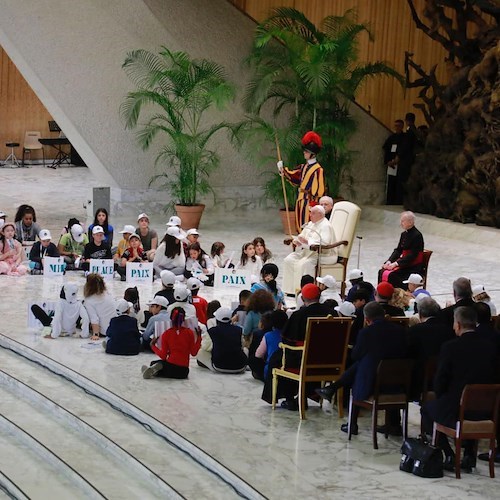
421 306 497 471
261 284 332 409
407 297 454 400
382 118 405 204
440 277 475 330
378 211 424 289
316 302 407 433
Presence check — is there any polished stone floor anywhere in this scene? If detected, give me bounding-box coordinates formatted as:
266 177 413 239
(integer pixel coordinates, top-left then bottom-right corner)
0 165 499 498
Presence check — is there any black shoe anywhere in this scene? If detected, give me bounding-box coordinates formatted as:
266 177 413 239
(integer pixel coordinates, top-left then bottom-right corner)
281 399 299 411
443 454 456 472
340 423 358 435
461 454 476 472
478 451 500 463
376 425 403 437
315 385 337 403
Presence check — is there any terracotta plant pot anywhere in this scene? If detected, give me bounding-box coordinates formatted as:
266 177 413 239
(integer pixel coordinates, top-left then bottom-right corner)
175 204 206 230
279 208 297 236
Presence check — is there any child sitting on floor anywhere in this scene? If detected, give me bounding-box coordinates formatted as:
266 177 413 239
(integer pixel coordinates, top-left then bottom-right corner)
104 299 141 355
0 222 29 276
142 307 201 379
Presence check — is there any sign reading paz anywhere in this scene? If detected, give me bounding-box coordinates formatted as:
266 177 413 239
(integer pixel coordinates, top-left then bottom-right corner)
89 259 114 280
126 262 154 284
214 268 251 290
43 256 65 277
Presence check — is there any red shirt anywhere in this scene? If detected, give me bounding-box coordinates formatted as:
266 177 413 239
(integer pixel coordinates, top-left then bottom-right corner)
192 295 208 325
152 326 201 367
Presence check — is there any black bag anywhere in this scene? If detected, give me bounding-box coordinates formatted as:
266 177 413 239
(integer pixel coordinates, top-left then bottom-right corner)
400 437 444 478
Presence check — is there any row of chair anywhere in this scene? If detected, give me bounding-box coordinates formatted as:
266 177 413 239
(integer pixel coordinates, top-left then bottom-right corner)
271 315 500 479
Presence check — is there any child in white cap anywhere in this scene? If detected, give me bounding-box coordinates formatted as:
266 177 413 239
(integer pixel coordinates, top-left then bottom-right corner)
402 273 430 299
29 229 60 275
114 224 136 262
142 296 171 349
316 275 341 304
104 299 141 355
58 222 88 270
472 285 497 316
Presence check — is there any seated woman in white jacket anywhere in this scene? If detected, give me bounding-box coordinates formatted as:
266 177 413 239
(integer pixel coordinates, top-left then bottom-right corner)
153 226 186 280
83 273 117 340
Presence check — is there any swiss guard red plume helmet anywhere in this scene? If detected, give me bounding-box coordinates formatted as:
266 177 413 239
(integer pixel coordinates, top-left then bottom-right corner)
301 131 322 154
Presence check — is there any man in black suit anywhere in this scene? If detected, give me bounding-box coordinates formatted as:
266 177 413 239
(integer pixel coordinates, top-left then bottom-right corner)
375 281 405 316
261 284 332 409
440 277 474 330
315 302 407 433
421 306 497 471
378 211 424 289
407 297 454 401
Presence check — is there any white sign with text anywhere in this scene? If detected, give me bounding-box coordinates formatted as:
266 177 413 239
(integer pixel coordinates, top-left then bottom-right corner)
214 268 252 290
126 262 154 284
89 259 114 280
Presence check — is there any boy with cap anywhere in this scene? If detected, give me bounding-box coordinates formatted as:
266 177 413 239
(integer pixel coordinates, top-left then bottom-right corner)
142 295 171 349
346 269 375 302
29 229 60 274
186 277 208 325
81 225 113 271
403 273 429 299
197 306 248 373
114 224 136 262
58 223 88 270
104 299 141 355
136 213 158 261
316 275 341 304
156 270 177 304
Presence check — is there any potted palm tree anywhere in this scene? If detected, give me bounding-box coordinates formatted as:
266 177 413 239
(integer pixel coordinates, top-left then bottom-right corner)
243 7 404 197
121 47 235 228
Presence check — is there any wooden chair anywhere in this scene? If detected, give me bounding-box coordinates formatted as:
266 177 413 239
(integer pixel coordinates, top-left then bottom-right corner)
387 316 410 329
347 358 414 449
272 316 352 420
315 201 362 297
421 249 433 288
432 384 500 479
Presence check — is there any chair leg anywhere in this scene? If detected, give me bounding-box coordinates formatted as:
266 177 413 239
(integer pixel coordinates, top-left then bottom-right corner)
455 439 461 479
403 405 409 441
337 387 344 419
372 406 378 450
299 383 306 420
42 147 45 168
347 393 353 441
431 424 438 446
271 372 277 410
490 439 496 478
22 149 26 168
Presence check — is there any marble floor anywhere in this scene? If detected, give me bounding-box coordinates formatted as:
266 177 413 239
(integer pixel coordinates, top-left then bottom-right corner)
0 165 499 499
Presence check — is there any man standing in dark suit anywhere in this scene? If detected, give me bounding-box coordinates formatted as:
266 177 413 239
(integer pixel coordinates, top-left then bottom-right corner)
261 284 332 409
315 302 407 433
421 306 497 471
440 277 475 330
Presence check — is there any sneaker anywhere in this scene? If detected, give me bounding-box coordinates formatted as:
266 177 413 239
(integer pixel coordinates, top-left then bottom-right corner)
42 326 52 337
31 269 42 275
142 363 162 379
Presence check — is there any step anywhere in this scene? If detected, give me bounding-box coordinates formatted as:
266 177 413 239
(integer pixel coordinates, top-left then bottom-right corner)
0 347 249 499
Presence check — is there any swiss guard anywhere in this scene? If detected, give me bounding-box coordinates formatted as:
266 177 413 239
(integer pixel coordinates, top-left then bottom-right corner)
277 131 326 232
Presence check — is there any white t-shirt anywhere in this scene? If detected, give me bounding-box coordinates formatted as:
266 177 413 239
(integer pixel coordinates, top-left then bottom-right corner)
83 293 117 334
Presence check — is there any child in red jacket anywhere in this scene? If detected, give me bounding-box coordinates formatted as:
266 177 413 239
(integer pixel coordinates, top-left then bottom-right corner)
142 307 201 379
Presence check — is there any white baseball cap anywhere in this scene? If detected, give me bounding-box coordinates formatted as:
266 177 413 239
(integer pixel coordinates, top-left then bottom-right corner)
173 284 189 302
119 224 136 234
63 283 79 304
116 299 133 315
472 284 487 296
39 229 52 241
214 306 233 323
348 269 364 280
166 226 186 240
186 277 203 291
316 275 336 289
128 233 141 242
137 213 149 222
0 211 6 218
92 225 104 235
160 270 176 287
335 301 357 317
70 224 85 243
186 228 200 236
147 296 170 308
166 215 182 227
402 273 424 285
